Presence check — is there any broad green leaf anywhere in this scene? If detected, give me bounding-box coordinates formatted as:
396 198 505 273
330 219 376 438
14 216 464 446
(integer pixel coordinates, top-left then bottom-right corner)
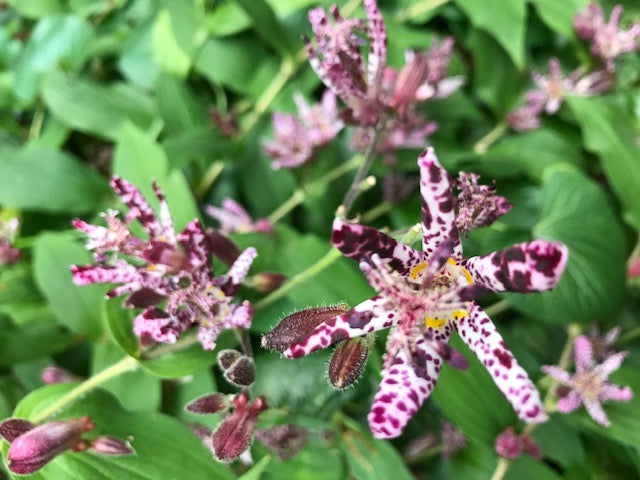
530 0 589 36
234 0 295 56
0 323 77 365
69 0 126 17
207 2 251 36
0 147 110 213
5 0 63 18
118 19 159 89
13 15 94 104
112 121 199 231
138 335 218 379
11 385 234 479
239 454 271 480
42 70 158 141
533 415 586 468
432 336 518 444
262 435 344 480
455 0 526 68
33 232 106 339
152 9 191 77
155 73 208 134
102 297 140 357
503 166 626 323
505 455 563 480
567 95 640 230
440 440 496 480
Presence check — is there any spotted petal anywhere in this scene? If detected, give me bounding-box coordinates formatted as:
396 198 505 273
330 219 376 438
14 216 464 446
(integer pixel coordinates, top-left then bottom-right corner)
368 337 443 438
417 147 461 261
456 303 547 423
111 176 162 238
332 218 427 276
284 296 396 358
463 240 568 293
364 0 387 93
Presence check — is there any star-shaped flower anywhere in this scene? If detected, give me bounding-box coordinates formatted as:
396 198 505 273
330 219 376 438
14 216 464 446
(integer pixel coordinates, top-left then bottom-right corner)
267 148 568 438
542 334 633 427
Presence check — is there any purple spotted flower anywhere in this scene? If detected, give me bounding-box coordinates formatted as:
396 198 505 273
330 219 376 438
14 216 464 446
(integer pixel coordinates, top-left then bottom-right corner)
270 148 568 438
574 3 640 68
205 198 273 235
71 177 256 350
455 172 512 236
263 90 343 169
0 217 20 265
542 335 633 427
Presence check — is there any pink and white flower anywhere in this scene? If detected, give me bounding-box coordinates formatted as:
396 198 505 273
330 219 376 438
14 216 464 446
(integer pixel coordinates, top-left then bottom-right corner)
205 198 273 235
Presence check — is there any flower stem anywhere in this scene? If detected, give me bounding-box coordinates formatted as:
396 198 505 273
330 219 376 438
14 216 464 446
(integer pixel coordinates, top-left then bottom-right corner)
396 0 451 22
618 325 640 344
473 121 508 155
490 458 510 480
28 107 44 141
340 124 385 215
31 356 138 423
267 155 363 224
360 201 392 223
254 247 343 312
483 299 510 318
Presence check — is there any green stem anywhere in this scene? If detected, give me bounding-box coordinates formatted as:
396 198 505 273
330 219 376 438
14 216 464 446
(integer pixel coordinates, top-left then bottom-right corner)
396 0 451 22
618 325 640 344
31 356 138 423
195 160 225 200
267 155 363 224
473 121 508 155
28 107 44 141
142 333 200 360
254 248 343 312
360 201 392 223
483 299 510 318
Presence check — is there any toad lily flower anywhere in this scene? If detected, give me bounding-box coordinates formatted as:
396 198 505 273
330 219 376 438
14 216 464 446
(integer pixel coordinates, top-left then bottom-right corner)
270 148 568 438
72 177 256 350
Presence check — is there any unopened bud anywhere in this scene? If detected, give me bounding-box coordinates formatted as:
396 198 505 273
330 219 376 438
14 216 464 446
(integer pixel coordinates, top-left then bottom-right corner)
262 304 349 352
0 419 35 442
520 435 542 459
252 272 287 293
208 231 241 266
217 349 242 370
224 357 256 387
41 366 81 385
328 337 369 389
255 424 308 460
88 436 135 456
212 393 267 462
209 108 239 138
495 427 522 459
628 257 640 277
186 393 230 415
7 417 94 475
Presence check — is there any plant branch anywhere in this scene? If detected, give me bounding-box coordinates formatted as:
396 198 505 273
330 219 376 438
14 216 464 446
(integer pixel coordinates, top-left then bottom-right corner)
473 121 508 155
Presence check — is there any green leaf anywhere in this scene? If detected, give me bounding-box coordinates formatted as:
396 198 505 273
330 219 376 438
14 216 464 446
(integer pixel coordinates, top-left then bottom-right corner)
138 336 218 379
5 0 63 18
11 385 234 479
13 15 94 104
33 232 106 339
532 415 586 468
155 72 208 134
0 323 77 365
42 69 158 141
118 19 159 89
567 95 640 230
234 0 294 56
0 147 110 213
207 3 251 37
504 455 563 480
102 297 140 357
152 8 191 77
530 0 589 36
455 0 526 68
239 454 271 480
262 435 344 480
503 166 627 323
112 121 199 231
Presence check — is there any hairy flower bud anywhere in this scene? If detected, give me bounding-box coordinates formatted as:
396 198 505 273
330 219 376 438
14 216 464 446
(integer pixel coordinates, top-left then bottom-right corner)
255 424 309 460
88 436 135 456
41 366 81 385
7 417 95 475
217 349 242 370
224 357 256 388
186 393 230 415
262 304 349 352
0 419 35 442
495 427 521 459
328 337 370 389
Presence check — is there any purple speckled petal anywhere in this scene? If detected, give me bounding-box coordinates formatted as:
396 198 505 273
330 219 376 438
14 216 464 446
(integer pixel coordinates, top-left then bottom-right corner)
600 384 633 402
583 398 609 427
226 248 257 286
221 301 253 331
417 147 461 261
177 219 212 273
456 303 547 423
70 261 139 287
540 365 572 385
595 351 627 378
363 0 387 93
151 181 176 243
331 218 427 276
110 176 162 238
463 240 569 293
368 337 441 439
573 335 594 372
284 296 396 359
556 390 583 413
133 307 185 344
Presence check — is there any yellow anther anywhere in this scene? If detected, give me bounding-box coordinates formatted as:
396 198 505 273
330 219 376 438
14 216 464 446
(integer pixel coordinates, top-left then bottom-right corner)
425 316 446 329
451 310 467 320
447 258 456 265
462 267 474 285
410 261 428 280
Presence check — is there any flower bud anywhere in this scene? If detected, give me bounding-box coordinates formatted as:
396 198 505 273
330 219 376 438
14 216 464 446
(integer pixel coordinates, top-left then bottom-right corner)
0 419 35 442
186 393 230 415
251 272 287 293
495 427 521 459
255 424 308 460
520 434 541 460
88 436 135 456
7 417 94 475
224 357 256 388
41 366 81 385
208 231 241 266
217 349 242 370
262 304 348 353
328 337 369 389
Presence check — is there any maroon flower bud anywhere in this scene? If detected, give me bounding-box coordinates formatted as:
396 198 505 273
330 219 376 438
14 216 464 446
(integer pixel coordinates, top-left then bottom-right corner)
208 230 242 266
7 417 94 475
41 366 81 385
208 108 239 138
495 427 521 459
262 304 348 352
0 419 35 442
212 393 267 462
252 272 287 293
255 424 309 460
186 393 230 415
224 357 256 388
217 349 242 370
328 337 369 389
88 436 135 456
520 434 542 460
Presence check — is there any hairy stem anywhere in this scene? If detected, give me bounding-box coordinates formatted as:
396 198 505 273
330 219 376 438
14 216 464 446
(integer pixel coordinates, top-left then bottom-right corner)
31 356 138 423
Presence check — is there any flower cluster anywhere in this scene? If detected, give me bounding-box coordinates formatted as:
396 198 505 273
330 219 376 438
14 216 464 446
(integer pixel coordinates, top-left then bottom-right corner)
71 177 256 350
265 148 569 438
263 91 343 169
542 334 632 427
